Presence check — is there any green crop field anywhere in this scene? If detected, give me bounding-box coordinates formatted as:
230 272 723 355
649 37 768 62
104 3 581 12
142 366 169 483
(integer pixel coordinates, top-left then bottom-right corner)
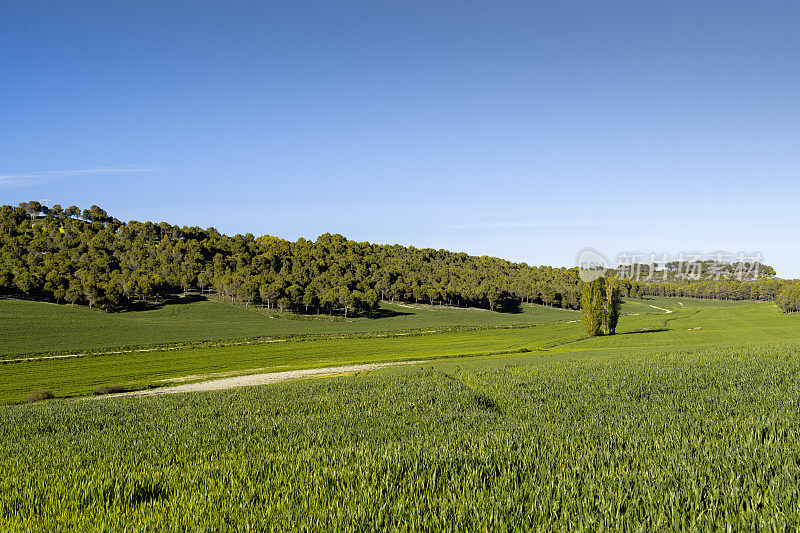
3 296 800 529
2 298 798 404
3 341 800 530
0 293 745 358
0 297 578 357
619 295 749 314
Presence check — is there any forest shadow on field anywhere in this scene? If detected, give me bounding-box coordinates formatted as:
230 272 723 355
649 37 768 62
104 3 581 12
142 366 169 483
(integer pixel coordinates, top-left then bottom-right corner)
119 294 207 312
614 328 669 336
496 300 523 314
369 307 413 319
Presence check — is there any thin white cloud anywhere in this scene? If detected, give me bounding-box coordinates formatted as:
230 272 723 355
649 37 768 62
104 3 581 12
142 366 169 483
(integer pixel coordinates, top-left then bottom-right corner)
0 166 157 186
446 220 591 230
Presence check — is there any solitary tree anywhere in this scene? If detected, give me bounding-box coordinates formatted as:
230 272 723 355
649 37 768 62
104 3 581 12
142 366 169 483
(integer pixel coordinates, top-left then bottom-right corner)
581 278 605 337
601 276 622 335
582 277 622 337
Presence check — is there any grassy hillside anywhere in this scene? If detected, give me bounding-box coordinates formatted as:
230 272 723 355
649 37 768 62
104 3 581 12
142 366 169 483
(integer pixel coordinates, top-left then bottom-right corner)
3 341 800 529
2 299 797 404
0 297 577 356
0 293 747 357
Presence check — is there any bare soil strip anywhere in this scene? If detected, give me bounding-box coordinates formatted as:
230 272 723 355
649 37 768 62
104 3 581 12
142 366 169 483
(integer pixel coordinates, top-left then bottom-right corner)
99 360 425 399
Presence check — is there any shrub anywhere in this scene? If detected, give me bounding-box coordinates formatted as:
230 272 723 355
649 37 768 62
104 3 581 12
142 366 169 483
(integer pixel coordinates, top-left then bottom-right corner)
23 389 55 403
93 384 129 396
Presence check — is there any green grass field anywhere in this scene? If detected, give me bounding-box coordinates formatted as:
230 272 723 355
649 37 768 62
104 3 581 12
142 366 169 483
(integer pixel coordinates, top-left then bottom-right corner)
0 297 577 356
1 297 798 404
3 296 800 529
3 341 800 529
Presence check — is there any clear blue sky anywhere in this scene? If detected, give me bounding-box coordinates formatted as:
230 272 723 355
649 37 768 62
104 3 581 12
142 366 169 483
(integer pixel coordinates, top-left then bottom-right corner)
2 1 799 277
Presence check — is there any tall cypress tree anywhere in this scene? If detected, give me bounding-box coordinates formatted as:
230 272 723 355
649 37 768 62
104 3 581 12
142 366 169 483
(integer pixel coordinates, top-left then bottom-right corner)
602 276 622 335
581 278 605 337
582 276 622 337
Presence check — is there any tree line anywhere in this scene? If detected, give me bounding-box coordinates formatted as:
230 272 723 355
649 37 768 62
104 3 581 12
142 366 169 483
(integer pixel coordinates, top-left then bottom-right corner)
621 277 787 302
0 202 583 314
0 202 788 314
777 282 800 313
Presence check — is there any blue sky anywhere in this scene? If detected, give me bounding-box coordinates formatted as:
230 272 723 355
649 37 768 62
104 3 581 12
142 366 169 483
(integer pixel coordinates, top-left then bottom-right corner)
2 1 799 276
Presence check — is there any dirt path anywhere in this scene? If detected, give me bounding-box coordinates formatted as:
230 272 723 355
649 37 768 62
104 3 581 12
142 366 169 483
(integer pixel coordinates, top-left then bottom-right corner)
649 305 674 314
99 360 425 399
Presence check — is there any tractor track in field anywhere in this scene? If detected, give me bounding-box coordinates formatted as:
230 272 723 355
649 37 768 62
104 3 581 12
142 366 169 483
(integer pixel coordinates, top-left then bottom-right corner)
0 341 289 364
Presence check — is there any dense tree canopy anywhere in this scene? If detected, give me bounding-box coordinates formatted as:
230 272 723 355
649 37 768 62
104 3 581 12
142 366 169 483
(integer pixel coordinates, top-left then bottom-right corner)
777 282 800 313
0 203 786 314
0 203 583 314
617 277 786 302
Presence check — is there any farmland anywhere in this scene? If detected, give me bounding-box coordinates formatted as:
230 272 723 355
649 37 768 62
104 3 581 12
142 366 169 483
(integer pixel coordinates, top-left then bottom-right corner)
3 339 800 529
1 297 798 404
2 297 795 404
3 296 800 529
0 297 577 357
